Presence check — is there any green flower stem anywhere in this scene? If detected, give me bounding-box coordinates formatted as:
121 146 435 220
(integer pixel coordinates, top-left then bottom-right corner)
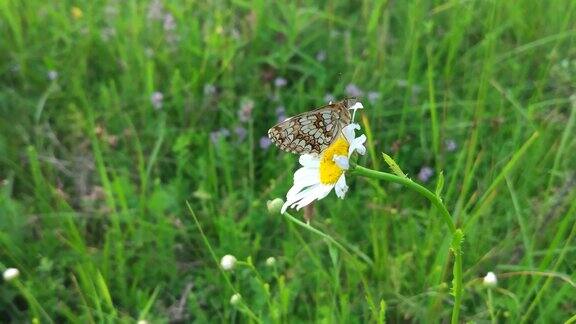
352 165 456 233
351 164 463 324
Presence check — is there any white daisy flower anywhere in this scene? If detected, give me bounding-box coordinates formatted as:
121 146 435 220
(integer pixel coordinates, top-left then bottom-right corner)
281 123 366 213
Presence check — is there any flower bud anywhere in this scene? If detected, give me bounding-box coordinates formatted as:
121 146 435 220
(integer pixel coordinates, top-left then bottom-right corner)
230 293 242 306
267 198 284 214
220 255 237 271
265 257 276 267
3 268 20 282
483 271 497 287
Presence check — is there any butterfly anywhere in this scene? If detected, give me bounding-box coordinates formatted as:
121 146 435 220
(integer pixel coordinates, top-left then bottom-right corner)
267 98 359 155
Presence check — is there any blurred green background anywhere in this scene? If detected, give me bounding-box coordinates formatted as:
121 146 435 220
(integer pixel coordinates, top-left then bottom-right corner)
1 0 576 322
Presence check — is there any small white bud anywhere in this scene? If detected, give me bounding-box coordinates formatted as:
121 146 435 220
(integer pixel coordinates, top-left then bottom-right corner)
3 268 20 281
483 271 497 287
137 320 148 324
265 257 276 267
220 254 237 271
230 293 242 306
47 70 59 81
266 198 284 214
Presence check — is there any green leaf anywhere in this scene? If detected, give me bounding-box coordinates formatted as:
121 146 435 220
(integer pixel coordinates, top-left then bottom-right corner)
450 229 465 255
435 171 445 197
382 153 407 178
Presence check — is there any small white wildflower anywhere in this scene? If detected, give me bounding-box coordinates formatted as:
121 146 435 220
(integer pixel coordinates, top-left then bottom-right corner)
265 257 276 267
3 268 20 281
274 77 287 88
137 320 149 324
230 293 242 306
220 254 237 271
483 271 497 287
203 83 217 96
150 91 164 110
345 83 363 97
316 50 326 62
238 99 254 122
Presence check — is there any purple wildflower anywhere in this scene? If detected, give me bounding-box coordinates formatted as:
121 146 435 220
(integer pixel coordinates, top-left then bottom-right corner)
445 139 457 152
163 13 176 31
210 128 230 144
368 91 381 104
418 166 434 183
259 136 272 150
234 126 247 142
345 83 363 97
276 106 286 122
150 91 164 110
147 0 164 20
274 77 287 88
238 99 254 123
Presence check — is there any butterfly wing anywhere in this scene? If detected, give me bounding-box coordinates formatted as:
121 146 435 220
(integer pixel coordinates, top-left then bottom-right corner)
268 106 344 155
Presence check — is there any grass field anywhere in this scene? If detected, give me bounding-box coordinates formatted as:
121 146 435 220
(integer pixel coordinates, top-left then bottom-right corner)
1 0 576 322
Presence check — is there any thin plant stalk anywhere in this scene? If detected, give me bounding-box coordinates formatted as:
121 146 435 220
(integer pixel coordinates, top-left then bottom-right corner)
351 164 463 324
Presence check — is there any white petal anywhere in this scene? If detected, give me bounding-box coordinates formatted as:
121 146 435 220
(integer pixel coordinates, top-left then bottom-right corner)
334 175 348 198
285 183 320 208
349 134 367 156
299 154 320 168
348 102 364 111
333 155 349 170
293 167 319 186
286 166 320 201
294 184 333 210
284 183 324 212
342 123 361 143
286 183 306 201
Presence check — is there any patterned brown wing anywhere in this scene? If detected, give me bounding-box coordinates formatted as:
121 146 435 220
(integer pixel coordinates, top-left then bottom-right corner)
267 107 344 155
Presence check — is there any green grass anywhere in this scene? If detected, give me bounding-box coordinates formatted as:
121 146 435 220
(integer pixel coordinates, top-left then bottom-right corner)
1 0 576 322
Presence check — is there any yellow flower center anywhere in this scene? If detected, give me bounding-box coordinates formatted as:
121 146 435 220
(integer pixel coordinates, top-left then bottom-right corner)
319 137 349 185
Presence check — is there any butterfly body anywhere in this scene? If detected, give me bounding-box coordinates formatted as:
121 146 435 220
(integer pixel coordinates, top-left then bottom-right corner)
268 98 358 155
